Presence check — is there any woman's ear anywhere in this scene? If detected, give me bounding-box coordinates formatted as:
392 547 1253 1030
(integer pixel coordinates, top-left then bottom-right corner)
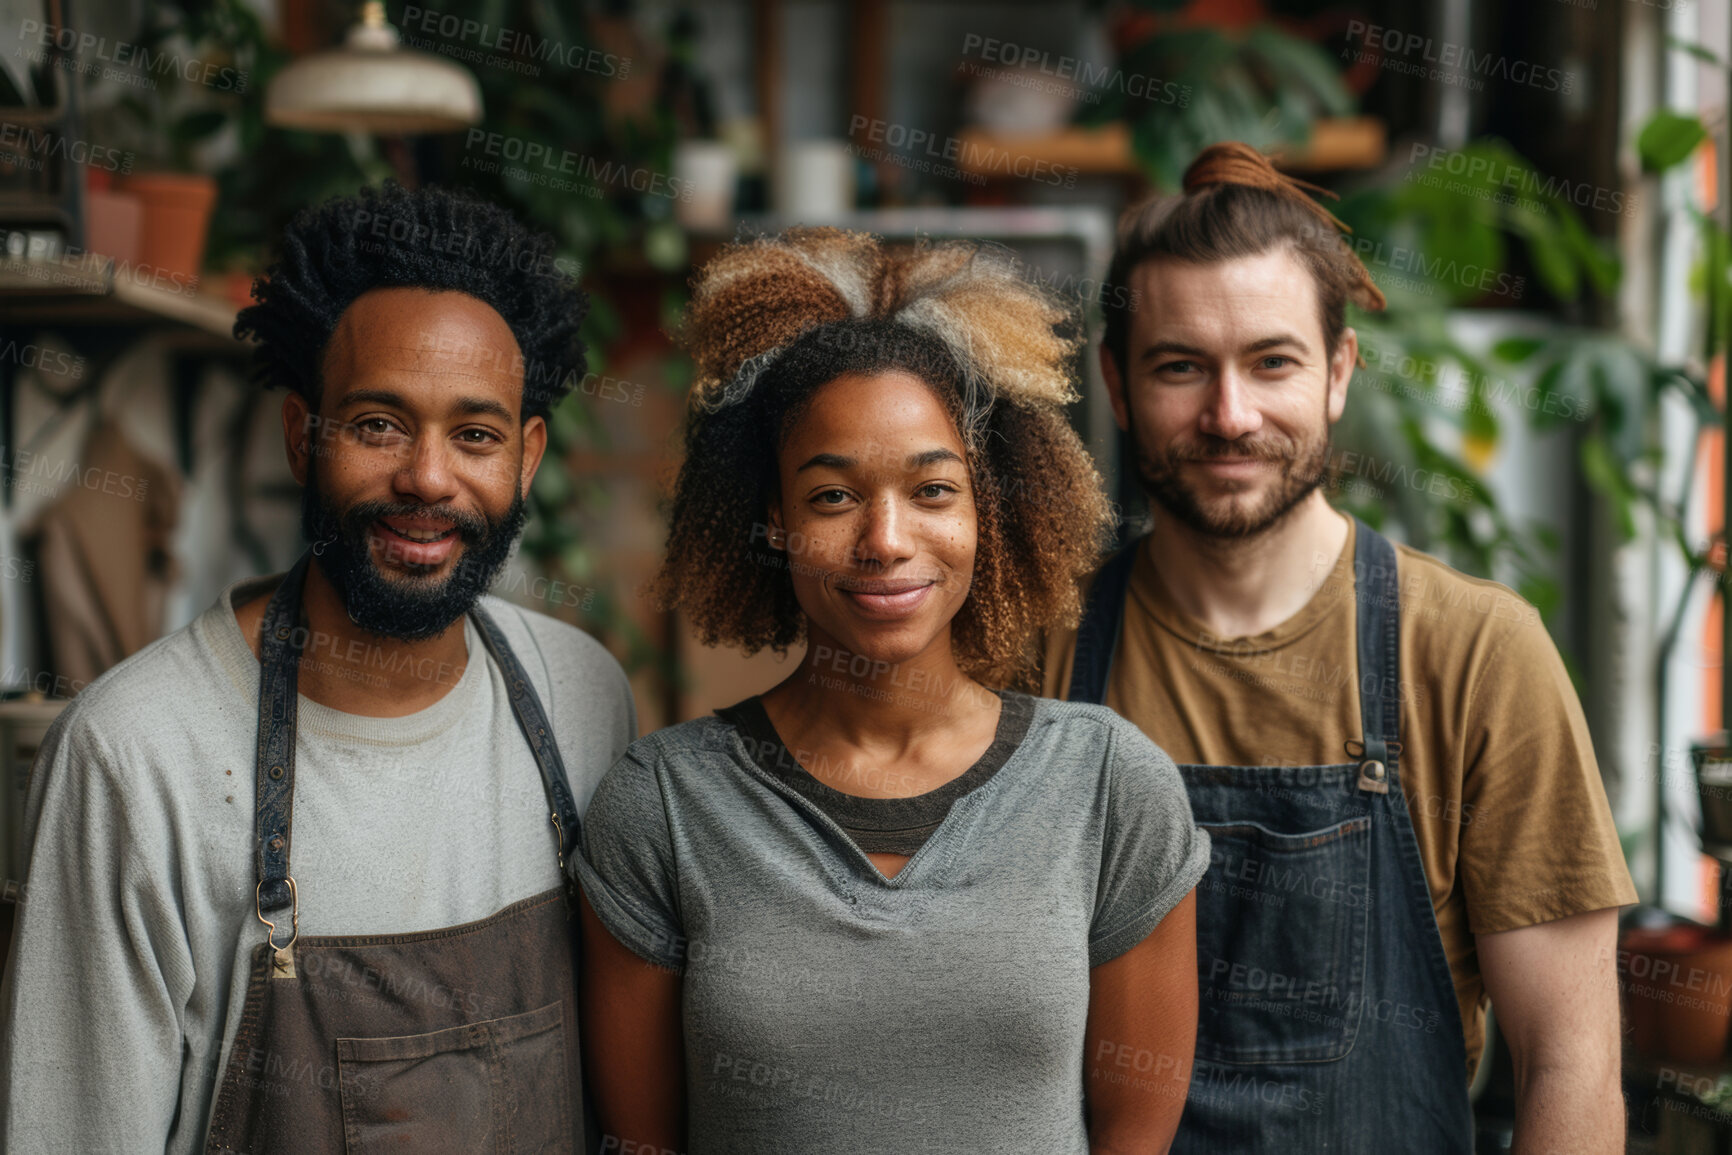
765 505 787 549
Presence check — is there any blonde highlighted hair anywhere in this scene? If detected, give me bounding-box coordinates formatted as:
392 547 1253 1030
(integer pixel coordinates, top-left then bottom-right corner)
682 228 1084 427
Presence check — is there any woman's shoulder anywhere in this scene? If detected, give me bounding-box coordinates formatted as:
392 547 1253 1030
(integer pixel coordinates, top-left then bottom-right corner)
1016 693 1163 749
588 715 746 823
1005 699 1195 852
620 712 743 769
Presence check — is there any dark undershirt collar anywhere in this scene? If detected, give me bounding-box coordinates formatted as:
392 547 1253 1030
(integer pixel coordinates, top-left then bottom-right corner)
717 689 1035 856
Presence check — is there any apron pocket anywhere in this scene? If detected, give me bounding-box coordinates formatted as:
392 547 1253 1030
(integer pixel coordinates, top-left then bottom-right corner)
336 999 573 1154
1193 816 1372 1065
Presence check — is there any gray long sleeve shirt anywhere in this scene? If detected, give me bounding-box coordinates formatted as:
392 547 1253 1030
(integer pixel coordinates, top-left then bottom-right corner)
0 573 636 1154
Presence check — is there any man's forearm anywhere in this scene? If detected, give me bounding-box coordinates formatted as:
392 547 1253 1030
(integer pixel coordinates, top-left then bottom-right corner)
1478 911 1626 1155
1512 1060 1624 1155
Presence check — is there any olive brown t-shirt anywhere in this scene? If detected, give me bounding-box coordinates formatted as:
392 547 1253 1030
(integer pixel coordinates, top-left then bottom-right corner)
1041 513 1637 1077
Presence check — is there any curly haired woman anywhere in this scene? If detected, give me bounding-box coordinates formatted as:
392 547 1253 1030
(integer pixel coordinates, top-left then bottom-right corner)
575 228 1210 1154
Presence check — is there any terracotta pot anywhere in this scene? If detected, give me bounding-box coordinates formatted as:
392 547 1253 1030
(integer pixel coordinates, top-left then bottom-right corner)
115 172 218 285
83 188 142 264
1621 924 1732 1064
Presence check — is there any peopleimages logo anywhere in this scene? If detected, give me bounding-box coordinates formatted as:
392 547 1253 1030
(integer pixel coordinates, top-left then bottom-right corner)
0 339 84 381
958 33 1190 107
398 6 630 78
0 122 131 173
348 208 580 280
17 19 249 93
1409 144 1636 218
847 115 1077 188
1342 20 1574 95
462 130 691 200
1335 229 1525 300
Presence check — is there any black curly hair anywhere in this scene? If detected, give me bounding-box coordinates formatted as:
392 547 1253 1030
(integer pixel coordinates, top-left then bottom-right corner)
234 182 587 423
650 318 1114 691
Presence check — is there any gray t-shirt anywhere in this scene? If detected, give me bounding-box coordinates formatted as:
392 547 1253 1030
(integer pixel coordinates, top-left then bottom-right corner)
576 693 1210 1155
0 574 637 1155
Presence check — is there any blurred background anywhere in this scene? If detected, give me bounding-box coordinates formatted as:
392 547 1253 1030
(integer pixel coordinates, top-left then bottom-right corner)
0 0 1729 1147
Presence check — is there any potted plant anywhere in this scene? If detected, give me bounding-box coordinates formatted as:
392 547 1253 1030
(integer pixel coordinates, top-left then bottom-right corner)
81 0 265 285
1080 0 1356 190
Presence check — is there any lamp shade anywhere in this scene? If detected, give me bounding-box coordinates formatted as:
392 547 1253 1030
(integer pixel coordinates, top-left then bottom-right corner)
265 2 482 135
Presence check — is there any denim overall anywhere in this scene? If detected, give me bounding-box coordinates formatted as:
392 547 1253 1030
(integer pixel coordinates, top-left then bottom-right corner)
203 551 591 1154
1069 520 1473 1153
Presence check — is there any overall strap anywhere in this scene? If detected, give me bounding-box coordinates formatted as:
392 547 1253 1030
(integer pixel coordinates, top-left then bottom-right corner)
252 555 585 935
1067 537 1143 706
470 604 584 874
254 551 314 922
1350 518 1403 793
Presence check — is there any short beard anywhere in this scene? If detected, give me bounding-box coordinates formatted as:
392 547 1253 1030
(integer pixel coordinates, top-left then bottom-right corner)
300 465 528 642
1128 408 1331 540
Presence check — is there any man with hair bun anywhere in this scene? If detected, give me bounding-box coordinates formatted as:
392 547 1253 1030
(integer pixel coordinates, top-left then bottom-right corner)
1045 142 1635 1152
0 183 636 1153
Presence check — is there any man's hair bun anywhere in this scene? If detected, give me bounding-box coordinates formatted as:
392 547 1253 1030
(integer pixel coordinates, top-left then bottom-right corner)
1181 141 1385 313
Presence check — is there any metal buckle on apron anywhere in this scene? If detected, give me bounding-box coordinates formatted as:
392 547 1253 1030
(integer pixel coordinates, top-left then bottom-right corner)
1345 738 1402 795
255 875 300 979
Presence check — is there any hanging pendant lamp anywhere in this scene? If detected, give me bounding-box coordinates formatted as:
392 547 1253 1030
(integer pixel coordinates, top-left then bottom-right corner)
265 1 482 135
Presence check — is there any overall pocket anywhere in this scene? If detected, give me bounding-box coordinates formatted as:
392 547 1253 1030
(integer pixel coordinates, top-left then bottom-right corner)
336 999 573 1154
1193 816 1372 1065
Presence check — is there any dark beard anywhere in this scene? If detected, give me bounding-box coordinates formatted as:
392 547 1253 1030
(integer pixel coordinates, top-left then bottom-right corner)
1129 408 1331 540
300 465 528 642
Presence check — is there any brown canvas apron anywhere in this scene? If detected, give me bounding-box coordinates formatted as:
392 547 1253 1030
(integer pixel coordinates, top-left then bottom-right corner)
203 551 592 1154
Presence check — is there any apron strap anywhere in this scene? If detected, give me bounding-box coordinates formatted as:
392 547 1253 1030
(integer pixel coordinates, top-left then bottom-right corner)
254 551 313 918
470 603 584 872
1349 517 1403 792
1070 521 1404 743
1066 537 1142 706
252 553 586 927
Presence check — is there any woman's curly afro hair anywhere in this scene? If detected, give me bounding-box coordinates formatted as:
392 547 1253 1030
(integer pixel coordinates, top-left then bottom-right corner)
234 182 587 423
651 228 1117 690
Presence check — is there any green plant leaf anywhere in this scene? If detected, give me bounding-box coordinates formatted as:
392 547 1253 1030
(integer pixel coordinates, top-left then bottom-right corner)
1519 575 1562 621
1579 433 1638 540
1244 27 1355 117
1638 111 1708 173
1668 38 1727 68
526 0 576 50
531 462 573 507
1493 336 1545 363
1663 369 1721 428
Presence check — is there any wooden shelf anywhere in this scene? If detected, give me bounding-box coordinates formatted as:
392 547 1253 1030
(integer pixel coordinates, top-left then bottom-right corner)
953 117 1387 180
0 258 240 341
